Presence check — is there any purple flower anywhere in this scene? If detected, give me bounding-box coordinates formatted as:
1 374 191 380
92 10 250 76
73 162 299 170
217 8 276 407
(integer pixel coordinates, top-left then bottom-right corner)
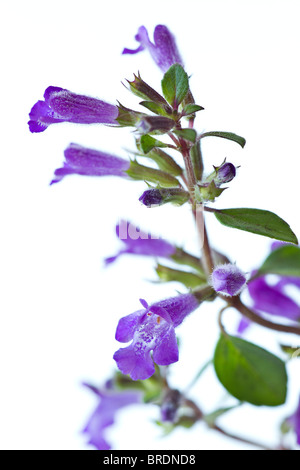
237 244 300 333
248 276 300 321
82 383 142 450
28 86 118 133
50 143 130 185
287 397 300 445
113 293 200 380
211 263 247 296
123 25 183 73
104 220 176 265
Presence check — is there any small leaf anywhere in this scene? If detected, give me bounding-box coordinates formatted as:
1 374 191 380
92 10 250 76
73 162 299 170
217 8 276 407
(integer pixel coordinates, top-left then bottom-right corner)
183 104 204 116
214 335 287 406
200 131 246 148
214 208 298 244
257 245 300 276
139 101 173 117
161 64 189 107
280 344 300 359
156 264 206 289
140 134 170 154
173 128 197 143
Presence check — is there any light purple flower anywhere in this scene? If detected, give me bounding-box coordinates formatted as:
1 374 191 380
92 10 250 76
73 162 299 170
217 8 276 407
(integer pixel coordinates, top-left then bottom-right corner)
211 263 247 296
113 293 200 380
123 25 183 73
105 220 176 265
28 86 118 133
50 143 130 185
82 383 142 450
287 397 300 445
248 276 300 322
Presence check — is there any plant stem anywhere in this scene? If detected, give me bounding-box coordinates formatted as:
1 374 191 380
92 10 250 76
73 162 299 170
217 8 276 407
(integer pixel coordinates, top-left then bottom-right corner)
228 296 300 336
183 398 275 450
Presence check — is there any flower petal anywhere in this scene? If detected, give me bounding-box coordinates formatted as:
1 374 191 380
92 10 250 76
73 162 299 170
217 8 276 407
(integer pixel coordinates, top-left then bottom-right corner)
113 345 155 381
152 326 178 365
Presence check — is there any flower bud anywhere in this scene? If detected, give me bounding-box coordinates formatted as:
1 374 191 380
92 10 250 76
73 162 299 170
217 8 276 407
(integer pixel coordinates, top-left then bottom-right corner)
136 115 175 134
139 188 189 207
127 72 170 107
211 263 247 296
215 162 236 185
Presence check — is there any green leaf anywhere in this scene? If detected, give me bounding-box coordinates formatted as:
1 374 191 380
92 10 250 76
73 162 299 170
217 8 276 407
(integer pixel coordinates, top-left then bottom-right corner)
139 101 173 118
161 64 189 107
257 245 300 276
140 134 170 154
126 160 180 187
183 104 204 116
200 131 246 148
214 208 298 244
214 335 287 406
156 264 206 289
138 147 183 176
173 129 197 143
190 141 203 181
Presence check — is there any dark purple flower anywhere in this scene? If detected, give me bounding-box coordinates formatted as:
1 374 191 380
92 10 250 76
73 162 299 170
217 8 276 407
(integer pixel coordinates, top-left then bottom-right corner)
211 264 247 296
104 220 176 265
123 25 183 73
113 293 200 380
82 383 142 450
287 397 300 445
50 143 130 184
28 86 118 133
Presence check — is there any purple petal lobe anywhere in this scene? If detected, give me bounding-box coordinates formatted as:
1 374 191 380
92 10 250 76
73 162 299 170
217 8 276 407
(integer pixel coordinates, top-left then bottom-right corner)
152 327 178 365
115 310 145 343
113 345 155 381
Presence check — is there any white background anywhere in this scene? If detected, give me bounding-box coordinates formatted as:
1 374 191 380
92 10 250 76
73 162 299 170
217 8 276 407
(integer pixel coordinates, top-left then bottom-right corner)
1 0 300 450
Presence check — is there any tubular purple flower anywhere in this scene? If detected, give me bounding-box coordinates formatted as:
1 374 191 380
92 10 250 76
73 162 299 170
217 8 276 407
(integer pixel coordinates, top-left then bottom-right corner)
82 383 142 450
113 293 200 380
50 143 130 185
123 25 183 73
28 86 119 133
104 220 176 265
211 263 247 296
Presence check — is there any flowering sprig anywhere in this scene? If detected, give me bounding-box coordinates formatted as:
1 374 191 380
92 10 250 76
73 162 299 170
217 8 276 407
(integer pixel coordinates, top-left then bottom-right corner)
29 24 300 450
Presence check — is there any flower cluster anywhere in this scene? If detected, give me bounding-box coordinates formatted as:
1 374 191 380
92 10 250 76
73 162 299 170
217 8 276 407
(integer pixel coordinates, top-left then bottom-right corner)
29 23 300 450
